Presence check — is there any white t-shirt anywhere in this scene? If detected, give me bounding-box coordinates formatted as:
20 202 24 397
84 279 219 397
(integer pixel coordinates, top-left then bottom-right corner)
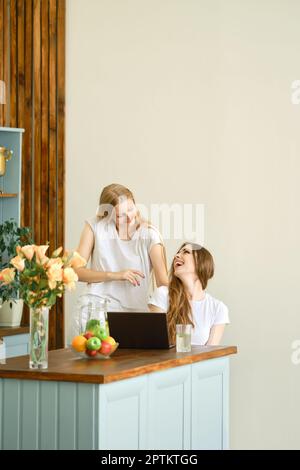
148 286 229 345
85 218 162 311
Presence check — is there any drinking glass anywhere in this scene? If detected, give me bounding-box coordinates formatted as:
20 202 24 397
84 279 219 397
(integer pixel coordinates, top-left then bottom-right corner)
176 324 192 352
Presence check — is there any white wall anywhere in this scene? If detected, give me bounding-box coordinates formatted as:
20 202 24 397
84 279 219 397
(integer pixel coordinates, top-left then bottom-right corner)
66 0 300 449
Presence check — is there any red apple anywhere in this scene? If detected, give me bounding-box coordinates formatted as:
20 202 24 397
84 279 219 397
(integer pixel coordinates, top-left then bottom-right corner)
85 348 97 357
83 332 94 340
99 341 112 356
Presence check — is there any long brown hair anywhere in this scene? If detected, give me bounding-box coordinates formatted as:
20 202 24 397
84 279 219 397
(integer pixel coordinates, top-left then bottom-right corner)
167 243 214 344
96 183 167 282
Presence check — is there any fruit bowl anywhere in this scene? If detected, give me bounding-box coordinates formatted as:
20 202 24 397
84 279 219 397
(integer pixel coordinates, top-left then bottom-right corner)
75 342 119 360
71 333 119 360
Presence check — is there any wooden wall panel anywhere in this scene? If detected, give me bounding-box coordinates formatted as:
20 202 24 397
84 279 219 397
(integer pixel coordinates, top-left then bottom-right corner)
3 1 10 125
57 0 65 345
10 0 17 127
33 0 41 243
17 0 25 129
0 0 66 350
0 0 4 123
41 0 49 251
23 0 33 228
48 0 57 349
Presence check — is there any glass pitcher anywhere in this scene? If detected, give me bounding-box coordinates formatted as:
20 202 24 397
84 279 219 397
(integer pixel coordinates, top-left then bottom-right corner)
77 294 110 338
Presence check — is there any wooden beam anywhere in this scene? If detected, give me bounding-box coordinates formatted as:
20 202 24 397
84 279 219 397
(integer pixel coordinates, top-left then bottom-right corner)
33 0 41 243
0 0 4 125
56 0 65 349
3 0 10 126
48 0 57 350
17 0 25 129
10 0 17 127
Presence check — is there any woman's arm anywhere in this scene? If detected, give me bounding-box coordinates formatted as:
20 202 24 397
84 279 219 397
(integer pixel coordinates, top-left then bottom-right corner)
150 244 168 287
206 324 226 346
75 223 144 285
74 223 111 282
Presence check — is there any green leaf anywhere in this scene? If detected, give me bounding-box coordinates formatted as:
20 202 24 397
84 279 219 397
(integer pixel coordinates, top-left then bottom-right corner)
0 219 34 299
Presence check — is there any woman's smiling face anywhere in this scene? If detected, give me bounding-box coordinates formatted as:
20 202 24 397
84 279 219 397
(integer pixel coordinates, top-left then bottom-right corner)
173 244 196 278
115 197 137 229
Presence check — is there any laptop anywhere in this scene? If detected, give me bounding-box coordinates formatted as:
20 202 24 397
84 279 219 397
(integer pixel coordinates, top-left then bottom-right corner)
107 311 175 349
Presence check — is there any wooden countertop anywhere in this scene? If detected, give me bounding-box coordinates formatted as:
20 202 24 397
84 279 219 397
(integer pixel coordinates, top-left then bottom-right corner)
0 345 237 384
0 326 29 337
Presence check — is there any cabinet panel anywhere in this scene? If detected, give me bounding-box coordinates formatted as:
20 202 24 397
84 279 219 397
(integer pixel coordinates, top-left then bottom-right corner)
191 357 229 450
3 333 28 346
148 364 191 450
98 375 148 450
1 379 21 449
3 333 29 358
58 382 77 449
20 381 39 449
40 381 59 450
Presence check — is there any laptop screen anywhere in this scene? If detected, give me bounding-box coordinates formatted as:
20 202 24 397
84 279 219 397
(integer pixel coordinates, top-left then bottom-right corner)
107 311 174 349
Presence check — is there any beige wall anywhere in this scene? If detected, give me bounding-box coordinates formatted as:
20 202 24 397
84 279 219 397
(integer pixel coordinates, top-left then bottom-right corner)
66 0 300 449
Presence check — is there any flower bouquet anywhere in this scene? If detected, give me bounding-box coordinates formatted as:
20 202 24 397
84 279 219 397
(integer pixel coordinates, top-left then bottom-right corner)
0 244 86 368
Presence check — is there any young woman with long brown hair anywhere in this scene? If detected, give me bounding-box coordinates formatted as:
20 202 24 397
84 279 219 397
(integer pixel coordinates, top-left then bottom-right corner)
75 183 168 311
148 242 229 345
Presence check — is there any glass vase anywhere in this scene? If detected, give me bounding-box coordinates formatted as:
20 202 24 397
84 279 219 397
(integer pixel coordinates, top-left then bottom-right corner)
29 306 49 369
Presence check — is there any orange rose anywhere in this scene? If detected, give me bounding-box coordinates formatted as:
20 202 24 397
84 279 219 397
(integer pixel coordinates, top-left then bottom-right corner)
69 251 86 269
16 245 23 256
63 267 78 290
35 245 49 264
10 255 25 272
0 267 16 284
21 244 35 261
47 262 63 290
52 246 63 257
46 258 63 268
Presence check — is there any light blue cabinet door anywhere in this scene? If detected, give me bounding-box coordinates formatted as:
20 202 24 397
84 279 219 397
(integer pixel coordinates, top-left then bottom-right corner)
98 375 148 450
191 357 229 450
147 364 191 450
3 334 29 358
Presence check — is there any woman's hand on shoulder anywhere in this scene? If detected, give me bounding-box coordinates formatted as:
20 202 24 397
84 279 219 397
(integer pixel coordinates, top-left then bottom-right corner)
110 269 145 286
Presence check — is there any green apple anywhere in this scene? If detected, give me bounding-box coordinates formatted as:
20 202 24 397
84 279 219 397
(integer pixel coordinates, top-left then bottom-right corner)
86 319 100 331
91 325 108 341
86 337 101 351
98 326 109 341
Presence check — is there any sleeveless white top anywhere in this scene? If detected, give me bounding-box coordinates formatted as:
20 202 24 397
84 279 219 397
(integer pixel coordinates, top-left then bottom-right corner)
85 218 162 311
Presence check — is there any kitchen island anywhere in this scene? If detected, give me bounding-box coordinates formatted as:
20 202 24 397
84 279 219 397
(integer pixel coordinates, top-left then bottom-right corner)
0 345 237 450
